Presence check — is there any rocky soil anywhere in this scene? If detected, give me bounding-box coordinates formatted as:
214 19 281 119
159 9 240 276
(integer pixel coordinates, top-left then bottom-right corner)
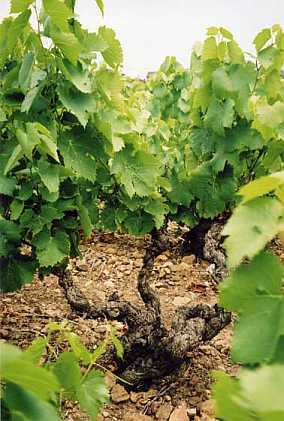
1 231 241 420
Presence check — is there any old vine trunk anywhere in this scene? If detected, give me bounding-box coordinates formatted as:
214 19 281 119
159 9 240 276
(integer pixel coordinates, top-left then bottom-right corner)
59 225 231 389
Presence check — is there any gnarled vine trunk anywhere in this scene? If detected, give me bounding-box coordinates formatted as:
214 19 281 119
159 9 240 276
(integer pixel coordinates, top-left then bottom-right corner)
59 225 231 389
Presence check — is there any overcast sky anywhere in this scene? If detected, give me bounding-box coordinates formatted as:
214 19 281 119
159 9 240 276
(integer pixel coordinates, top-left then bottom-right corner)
1 0 283 76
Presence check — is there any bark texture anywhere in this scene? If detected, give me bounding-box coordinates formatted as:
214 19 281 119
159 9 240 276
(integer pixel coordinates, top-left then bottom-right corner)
181 217 228 282
59 228 230 389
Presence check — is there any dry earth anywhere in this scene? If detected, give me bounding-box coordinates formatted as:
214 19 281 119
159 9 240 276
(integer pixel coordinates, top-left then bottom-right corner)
1 230 247 421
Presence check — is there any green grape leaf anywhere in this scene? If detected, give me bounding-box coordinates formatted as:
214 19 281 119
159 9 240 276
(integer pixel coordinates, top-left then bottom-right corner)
33 122 59 162
77 202 93 237
10 199 24 220
0 175 17 195
220 252 284 363
77 370 109 420
213 366 284 421
205 97 235 135
23 338 48 364
111 146 161 197
43 0 73 32
59 130 97 181
254 28 271 51
37 159 60 193
0 257 36 292
10 0 34 13
59 58 93 93
252 99 284 141
50 27 81 64
21 69 47 113
144 197 169 228
110 328 124 359
53 352 81 398
65 332 92 364
239 171 284 203
227 40 244 64
202 36 217 61
223 196 283 267
4 383 60 421
7 9 31 52
220 27 233 40
213 371 252 421
168 175 193 206
0 342 60 400
57 81 96 127
212 67 234 97
98 26 123 68
123 212 154 236
15 126 39 160
19 52 34 92
34 230 70 267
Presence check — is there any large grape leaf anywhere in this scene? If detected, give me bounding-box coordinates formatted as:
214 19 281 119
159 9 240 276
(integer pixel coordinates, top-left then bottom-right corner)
220 252 284 363
202 36 218 61
43 0 73 32
223 196 283 268
111 146 162 197
254 28 271 51
33 230 70 267
76 369 109 420
252 99 284 141
10 0 34 13
59 130 97 181
4 383 60 421
59 59 93 93
57 81 96 127
239 171 284 203
0 175 17 196
205 97 235 135
37 159 60 193
50 27 81 64
0 257 36 292
214 366 284 421
98 26 123 68
212 67 234 98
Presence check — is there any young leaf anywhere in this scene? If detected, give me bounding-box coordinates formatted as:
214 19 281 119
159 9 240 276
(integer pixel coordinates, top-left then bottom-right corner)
65 332 92 364
254 28 271 51
10 0 34 13
110 329 124 359
77 370 109 420
52 352 81 398
23 338 48 364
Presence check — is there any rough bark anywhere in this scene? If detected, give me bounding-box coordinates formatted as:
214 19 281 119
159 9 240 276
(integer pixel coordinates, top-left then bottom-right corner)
59 229 230 389
181 217 228 282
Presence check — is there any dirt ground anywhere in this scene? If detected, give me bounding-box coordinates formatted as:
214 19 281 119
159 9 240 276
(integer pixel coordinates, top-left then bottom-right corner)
1 231 244 421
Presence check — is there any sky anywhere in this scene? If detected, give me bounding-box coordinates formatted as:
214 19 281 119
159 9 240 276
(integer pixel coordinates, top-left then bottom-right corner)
1 0 283 77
